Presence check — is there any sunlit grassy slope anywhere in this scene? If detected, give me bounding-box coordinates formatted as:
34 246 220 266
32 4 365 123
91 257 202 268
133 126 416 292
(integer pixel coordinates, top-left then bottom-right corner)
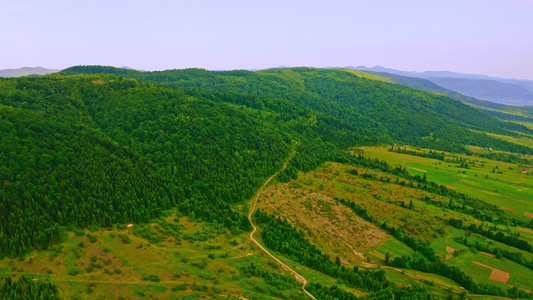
359 146 533 221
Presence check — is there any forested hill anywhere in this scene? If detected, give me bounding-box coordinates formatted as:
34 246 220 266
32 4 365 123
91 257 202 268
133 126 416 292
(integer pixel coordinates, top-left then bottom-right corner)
62 66 533 154
0 74 378 257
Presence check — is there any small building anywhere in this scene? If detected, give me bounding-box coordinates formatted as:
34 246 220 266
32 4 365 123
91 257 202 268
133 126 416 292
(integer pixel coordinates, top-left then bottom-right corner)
522 170 532 174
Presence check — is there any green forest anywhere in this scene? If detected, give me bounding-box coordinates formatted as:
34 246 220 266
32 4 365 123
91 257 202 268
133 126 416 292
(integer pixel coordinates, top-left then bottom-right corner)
62 66 533 153
0 72 383 257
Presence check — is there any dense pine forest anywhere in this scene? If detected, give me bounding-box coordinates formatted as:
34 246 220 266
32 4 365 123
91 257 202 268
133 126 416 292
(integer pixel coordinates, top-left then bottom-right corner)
0 72 381 257
2 67 533 299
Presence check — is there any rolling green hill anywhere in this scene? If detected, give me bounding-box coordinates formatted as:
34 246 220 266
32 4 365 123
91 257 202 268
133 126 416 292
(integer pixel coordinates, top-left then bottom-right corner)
347 65 533 107
429 77 533 107
62 66 533 154
344 70 514 108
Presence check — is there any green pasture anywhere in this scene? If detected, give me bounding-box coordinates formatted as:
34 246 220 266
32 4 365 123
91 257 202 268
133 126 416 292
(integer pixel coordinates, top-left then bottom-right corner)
448 249 533 291
515 121 533 130
516 227 533 241
367 236 415 261
404 269 462 290
359 146 533 220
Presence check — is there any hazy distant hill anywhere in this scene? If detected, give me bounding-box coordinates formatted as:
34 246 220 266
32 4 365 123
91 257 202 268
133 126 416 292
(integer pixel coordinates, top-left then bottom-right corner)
350 70 489 104
347 66 533 106
428 77 533 106
348 65 533 85
0 66 61 77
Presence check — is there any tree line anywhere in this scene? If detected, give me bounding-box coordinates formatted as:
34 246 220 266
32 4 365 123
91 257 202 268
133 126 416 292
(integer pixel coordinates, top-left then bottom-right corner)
0 276 60 300
448 219 533 253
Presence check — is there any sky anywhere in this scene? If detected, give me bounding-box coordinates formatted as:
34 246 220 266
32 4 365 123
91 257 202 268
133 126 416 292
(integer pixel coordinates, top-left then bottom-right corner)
1 0 533 80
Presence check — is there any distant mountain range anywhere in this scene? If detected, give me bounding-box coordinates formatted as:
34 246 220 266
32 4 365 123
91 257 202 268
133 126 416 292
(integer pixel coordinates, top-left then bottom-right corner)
0 66 61 77
345 66 533 107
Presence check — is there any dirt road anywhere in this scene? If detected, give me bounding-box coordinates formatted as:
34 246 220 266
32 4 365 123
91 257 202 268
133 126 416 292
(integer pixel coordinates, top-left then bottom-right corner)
247 144 316 300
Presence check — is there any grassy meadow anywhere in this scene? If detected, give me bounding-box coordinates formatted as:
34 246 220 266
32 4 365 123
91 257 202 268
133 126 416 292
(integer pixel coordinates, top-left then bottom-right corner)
0 213 308 300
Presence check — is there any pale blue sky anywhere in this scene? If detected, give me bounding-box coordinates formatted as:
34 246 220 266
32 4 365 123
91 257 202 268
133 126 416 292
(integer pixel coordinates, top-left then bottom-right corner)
2 0 533 79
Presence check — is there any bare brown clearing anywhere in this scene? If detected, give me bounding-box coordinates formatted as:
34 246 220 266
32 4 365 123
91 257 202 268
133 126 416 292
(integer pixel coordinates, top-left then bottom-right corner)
446 247 455 254
299 163 455 240
481 252 496 258
500 207 515 211
490 270 510 284
525 212 533 218
259 183 387 265
408 166 428 173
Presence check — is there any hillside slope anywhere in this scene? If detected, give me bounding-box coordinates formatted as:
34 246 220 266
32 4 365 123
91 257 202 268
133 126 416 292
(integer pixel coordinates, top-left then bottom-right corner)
347 70 501 106
343 70 533 121
0 73 382 257
62 66 533 154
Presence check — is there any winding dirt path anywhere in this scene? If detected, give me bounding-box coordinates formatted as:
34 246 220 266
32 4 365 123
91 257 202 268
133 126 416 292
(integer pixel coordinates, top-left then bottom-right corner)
248 143 317 300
